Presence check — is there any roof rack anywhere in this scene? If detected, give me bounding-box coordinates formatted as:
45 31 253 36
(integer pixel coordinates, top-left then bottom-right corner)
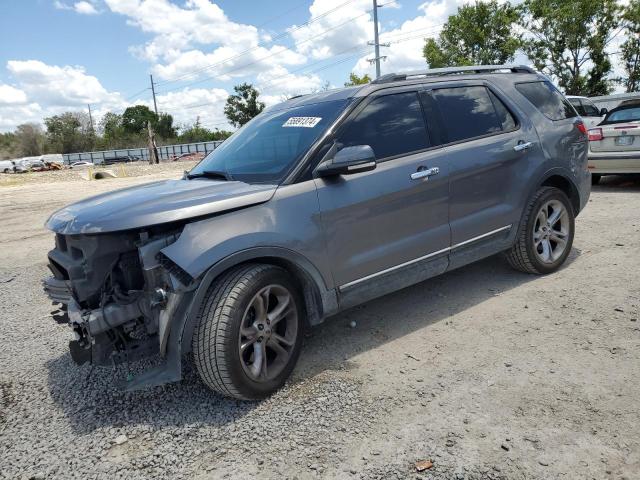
371 64 536 84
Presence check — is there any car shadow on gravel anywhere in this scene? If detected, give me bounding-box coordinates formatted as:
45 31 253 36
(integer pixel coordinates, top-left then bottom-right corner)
45 251 581 434
295 250 582 380
592 174 640 192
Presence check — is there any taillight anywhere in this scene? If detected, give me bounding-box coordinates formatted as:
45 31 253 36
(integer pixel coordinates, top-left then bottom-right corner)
576 121 587 135
588 128 603 141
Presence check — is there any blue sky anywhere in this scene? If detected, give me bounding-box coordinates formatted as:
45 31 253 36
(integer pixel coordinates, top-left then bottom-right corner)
0 0 462 131
0 0 628 132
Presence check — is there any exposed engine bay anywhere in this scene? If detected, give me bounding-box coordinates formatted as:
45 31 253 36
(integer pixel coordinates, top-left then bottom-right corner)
43 227 190 369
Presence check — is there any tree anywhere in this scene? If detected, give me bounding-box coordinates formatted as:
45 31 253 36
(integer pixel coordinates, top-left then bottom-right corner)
423 0 520 68
620 0 640 92
178 119 232 143
155 112 177 139
520 0 621 96
224 83 265 128
44 112 94 154
122 105 157 135
0 132 19 160
99 112 123 141
344 73 371 86
15 123 45 157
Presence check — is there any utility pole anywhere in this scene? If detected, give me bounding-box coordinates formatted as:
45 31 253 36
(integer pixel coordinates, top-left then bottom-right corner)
368 0 388 79
87 104 94 131
150 74 158 116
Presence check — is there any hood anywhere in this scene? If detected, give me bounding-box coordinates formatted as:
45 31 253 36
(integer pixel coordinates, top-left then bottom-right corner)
46 178 277 235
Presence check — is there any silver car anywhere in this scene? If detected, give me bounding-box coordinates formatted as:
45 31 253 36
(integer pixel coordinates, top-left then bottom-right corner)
43 65 590 399
588 100 640 184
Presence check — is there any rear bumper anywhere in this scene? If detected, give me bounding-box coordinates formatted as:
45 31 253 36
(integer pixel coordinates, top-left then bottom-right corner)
588 153 640 174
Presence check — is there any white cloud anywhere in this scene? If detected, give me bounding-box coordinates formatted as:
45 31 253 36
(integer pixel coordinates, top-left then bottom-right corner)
54 0 101 14
289 0 374 60
150 44 307 83
352 0 470 77
0 103 44 131
0 58 235 132
74 1 100 15
256 65 324 101
105 0 259 52
105 0 310 85
0 60 129 132
7 60 124 109
154 87 231 130
0 85 28 105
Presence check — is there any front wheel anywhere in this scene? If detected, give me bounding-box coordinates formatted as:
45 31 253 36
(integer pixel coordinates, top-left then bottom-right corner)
505 187 575 275
192 264 304 400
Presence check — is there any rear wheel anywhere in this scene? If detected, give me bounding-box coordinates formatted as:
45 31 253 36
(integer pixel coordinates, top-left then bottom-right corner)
591 174 602 185
506 187 575 274
192 264 304 400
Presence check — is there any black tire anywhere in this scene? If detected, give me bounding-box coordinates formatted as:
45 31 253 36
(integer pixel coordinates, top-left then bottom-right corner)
591 174 602 185
192 264 305 400
505 187 575 275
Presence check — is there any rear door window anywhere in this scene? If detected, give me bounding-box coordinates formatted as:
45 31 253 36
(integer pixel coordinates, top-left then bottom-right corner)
337 92 430 160
569 98 586 116
515 81 577 120
581 99 601 116
431 86 516 143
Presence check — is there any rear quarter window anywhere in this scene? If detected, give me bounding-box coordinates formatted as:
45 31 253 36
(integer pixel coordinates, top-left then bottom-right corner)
515 81 577 121
431 86 517 143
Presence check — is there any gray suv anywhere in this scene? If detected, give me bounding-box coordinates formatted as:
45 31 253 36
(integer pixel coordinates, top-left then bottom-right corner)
44 65 590 400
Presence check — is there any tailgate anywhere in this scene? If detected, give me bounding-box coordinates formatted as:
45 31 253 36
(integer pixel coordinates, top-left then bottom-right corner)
590 123 640 152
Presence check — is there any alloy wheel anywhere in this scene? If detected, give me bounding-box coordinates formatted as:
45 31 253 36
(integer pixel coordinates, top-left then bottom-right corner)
238 284 298 382
532 199 570 264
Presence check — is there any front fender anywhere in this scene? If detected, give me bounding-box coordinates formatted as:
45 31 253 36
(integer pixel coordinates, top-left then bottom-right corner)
178 247 338 354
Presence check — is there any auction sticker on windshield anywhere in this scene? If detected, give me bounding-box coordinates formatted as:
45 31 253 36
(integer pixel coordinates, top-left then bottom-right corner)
282 117 322 128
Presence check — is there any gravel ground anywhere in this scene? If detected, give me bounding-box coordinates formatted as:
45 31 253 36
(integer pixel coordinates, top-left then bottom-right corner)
0 172 639 480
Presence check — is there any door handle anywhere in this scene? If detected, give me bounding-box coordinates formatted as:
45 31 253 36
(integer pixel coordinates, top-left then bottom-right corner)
513 141 533 152
411 166 439 180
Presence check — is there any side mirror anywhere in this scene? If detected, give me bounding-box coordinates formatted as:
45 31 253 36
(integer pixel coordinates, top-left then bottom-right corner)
600 108 608 116
315 145 376 177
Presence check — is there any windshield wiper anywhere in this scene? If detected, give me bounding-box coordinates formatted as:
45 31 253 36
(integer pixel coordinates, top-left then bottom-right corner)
186 170 233 181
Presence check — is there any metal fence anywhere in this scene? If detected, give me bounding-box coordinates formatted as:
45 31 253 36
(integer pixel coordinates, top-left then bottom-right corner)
61 140 224 165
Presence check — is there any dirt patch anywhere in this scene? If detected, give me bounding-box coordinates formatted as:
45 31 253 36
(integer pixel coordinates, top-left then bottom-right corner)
0 173 638 479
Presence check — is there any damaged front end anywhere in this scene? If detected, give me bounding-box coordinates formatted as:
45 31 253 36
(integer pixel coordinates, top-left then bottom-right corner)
43 227 194 386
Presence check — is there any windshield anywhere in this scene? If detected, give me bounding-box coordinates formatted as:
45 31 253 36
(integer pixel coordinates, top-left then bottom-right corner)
189 99 351 184
602 106 640 124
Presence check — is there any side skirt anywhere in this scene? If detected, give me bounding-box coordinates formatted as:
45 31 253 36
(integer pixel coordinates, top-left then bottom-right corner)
337 225 513 310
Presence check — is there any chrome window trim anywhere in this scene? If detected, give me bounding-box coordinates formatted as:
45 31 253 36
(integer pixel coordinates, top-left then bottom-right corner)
339 225 512 290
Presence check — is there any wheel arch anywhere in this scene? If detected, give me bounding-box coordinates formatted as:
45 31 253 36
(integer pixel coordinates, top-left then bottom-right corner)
538 170 581 215
179 247 338 353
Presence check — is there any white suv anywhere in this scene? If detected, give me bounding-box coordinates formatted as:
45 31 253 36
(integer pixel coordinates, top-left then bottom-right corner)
567 95 607 129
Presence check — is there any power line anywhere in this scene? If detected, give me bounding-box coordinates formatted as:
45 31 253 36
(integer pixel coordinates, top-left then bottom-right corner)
154 9 373 95
175 23 448 111
124 86 150 102
254 0 309 28
179 46 371 111
116 1 337 103
154 0 357 87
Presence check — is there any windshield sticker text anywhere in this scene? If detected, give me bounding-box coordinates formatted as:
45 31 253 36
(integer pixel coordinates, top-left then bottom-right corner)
282 117 322 128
